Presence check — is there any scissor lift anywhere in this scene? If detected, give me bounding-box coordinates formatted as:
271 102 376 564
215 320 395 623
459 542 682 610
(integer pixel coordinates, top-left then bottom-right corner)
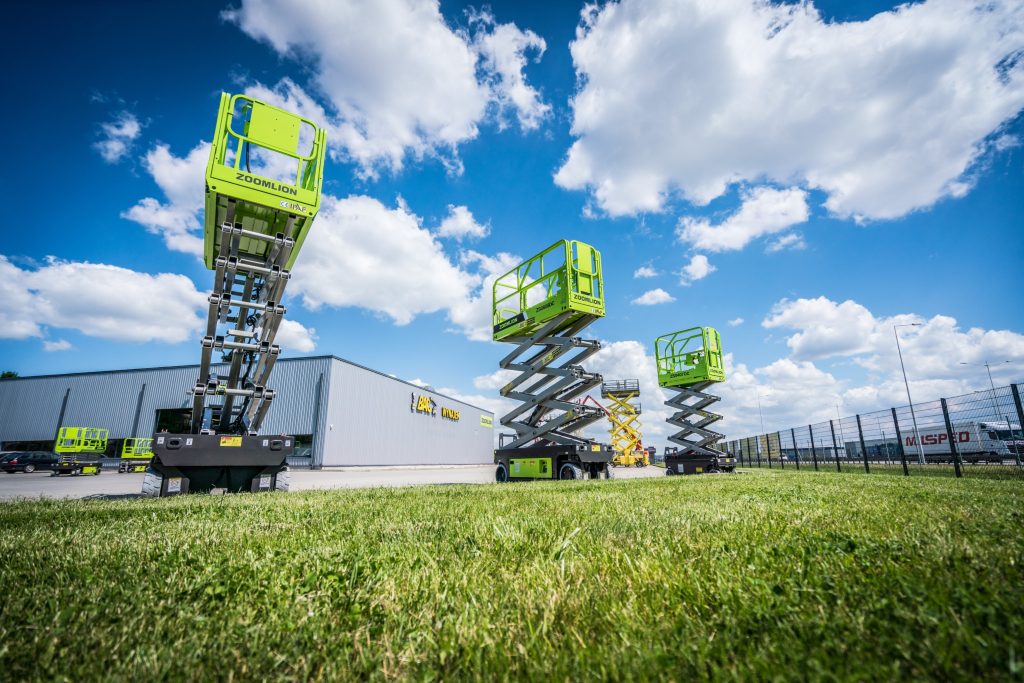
602 380 649 467
492 240 615 481
655 327 734 475
145 92 326 496
118 438 153 473
52 427 107 476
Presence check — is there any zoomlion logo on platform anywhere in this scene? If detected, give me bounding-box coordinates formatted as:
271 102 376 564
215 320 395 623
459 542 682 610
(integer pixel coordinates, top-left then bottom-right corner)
235 172 298 196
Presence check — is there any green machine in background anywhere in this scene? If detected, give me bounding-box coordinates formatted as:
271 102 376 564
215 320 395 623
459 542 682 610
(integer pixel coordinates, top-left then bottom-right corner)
52 427 107 476
491 239 615 482
655 326 735 475
118 438 153 473
145 92 327 497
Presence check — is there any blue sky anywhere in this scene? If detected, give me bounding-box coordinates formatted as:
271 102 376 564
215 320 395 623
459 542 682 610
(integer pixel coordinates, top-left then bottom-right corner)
2 0 1022 440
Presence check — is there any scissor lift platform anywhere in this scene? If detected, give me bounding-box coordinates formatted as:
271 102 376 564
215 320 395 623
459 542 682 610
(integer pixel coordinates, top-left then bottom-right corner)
492 240 614 481
145 92 326 496
655 327 734 475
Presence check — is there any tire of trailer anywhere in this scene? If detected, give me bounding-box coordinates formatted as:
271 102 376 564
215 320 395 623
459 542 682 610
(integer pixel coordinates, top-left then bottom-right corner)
24 464 35 474
559 463 584 481
495 463 509 483
141 468 163 498
274 467 290 492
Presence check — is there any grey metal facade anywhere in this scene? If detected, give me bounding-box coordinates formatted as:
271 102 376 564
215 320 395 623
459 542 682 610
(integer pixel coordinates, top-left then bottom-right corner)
0 356 493 467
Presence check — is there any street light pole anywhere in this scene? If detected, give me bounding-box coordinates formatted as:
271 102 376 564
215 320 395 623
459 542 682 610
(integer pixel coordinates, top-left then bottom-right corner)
894 324 925 464
959 360 1012 426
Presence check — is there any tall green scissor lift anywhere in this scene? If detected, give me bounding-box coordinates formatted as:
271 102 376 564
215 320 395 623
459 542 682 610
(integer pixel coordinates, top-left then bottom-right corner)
492 239 615 481
655 327 735 475
145 92 326 496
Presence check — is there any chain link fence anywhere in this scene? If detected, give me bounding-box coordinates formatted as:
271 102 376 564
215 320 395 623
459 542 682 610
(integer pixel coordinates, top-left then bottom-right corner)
724 384 1024 479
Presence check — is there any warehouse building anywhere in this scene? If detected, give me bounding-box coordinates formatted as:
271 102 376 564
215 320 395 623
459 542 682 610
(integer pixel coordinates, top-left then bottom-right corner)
0 356 494 468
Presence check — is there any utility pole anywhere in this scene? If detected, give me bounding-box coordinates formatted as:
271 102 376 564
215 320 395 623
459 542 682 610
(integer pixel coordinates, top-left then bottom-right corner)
960 360 1013 426
894 324 925 464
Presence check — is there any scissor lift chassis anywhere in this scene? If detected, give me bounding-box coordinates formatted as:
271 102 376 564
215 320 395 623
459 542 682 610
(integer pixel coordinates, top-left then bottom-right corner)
494 443 613 481
150 434 291 495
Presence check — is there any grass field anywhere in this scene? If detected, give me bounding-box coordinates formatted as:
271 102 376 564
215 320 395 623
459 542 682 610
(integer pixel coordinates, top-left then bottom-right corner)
2 470 1022 680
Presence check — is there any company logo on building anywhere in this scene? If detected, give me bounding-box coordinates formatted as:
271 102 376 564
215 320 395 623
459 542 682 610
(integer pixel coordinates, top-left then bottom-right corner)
480 415 493 428
410 394 462 422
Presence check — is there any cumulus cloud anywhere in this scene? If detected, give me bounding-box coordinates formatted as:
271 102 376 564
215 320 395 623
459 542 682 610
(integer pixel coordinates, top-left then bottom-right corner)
728 317 745 327
678 254 716 285
677 187 810 252
43 339 73 352
766 233 807 253
121 142 209 255
94 112 142 163
274 319 317 353
633 265 658 278
0 255 206 343
436 204 489 241
446 250 521 341
631 288 676 306
225 0 548 175
555 0 1024 220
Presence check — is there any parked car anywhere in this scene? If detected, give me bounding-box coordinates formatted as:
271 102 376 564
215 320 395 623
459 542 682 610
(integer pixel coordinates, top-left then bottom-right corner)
1 451 60 473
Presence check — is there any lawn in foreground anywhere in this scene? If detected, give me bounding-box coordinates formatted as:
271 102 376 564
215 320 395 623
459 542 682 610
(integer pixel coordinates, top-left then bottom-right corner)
1 470 1021 680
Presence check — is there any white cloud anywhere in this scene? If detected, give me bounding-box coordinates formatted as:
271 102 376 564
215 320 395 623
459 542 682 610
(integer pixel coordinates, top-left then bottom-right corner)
678 254 716 285
728 317 744 327
436 204 489 241
43 339 72 352
94 112 141 163
274 319 317 353
225 0 548 175
766 233 807 253
631 288 676 306
633 265 658 278
555 0 1024 220
122 142 209 255
446 250 521 342
0 255 206 343
471 11 551 130
677 187 809 252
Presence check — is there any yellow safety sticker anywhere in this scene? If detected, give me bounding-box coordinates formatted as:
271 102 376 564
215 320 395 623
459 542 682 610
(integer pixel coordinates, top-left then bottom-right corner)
591 444 601 451
220 436 242 447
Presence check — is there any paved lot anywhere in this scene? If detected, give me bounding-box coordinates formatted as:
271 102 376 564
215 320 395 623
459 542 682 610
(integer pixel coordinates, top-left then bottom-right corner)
0 463 664 501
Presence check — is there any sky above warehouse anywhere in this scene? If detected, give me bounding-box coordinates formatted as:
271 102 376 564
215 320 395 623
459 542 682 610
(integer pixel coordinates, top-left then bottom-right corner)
1 0 1023 441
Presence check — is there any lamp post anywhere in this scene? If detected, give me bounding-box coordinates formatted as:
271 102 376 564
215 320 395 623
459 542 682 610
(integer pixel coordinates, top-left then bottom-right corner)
894 323 925 464
959 360 1012 426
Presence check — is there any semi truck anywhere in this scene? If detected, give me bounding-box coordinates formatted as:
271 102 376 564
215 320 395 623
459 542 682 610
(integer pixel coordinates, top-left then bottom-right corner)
846 420 1021 463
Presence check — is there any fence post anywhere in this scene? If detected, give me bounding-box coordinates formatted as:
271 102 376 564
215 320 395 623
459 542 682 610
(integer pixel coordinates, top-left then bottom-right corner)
891 407 909 477
940 398 963 478
809 424 819 471
777 432 784 469
856 414 870 474
767 435 773 469
790 427 800 470
830 419 841 472
1011 384 1024 468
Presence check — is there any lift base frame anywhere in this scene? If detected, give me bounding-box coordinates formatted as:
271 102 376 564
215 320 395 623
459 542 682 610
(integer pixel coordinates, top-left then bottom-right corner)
494 443 614 481
150 432 292 495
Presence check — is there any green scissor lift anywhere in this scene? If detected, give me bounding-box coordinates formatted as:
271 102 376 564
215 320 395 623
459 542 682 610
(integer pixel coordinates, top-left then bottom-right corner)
145 92 326 497
492 239 615 481
119 438 153 473
52 427 107 476
655 327 734 475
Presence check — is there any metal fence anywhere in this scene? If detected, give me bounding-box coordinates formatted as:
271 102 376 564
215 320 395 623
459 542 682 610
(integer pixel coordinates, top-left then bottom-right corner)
723 383 1024 479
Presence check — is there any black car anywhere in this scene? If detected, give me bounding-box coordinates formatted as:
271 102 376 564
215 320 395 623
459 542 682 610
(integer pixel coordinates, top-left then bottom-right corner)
1 451 60 473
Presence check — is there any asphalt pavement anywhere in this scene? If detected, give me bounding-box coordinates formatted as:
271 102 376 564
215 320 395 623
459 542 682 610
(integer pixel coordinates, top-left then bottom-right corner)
0 463 664 501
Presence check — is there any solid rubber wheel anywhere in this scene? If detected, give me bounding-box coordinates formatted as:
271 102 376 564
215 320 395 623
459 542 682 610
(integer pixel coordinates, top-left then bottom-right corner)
495 463 509 483
559 463 584 480
141 468 163 498
665 468 676 476
274 467 290 492
23 464 35 474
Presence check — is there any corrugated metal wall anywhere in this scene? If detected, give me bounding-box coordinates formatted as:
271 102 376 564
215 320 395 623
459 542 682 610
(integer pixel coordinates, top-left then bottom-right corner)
0 356 493 467
322 358 493 466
